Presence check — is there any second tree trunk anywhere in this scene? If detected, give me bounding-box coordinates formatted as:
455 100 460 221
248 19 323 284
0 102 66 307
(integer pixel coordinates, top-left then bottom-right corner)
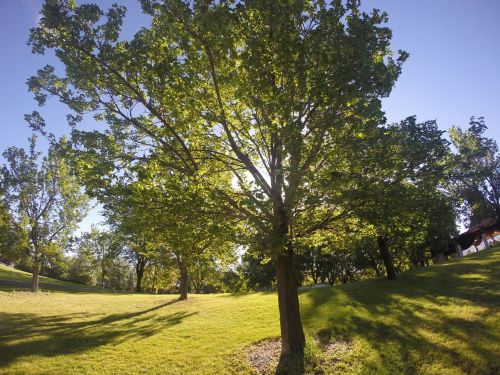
377 236 397 280
31 262 40 292
179 263 189 301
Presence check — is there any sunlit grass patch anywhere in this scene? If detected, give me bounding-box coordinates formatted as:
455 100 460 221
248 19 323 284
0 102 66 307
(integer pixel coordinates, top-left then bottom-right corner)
0 248 498 374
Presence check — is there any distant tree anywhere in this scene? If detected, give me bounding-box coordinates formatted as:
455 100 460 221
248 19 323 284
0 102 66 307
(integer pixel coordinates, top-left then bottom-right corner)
221 269 245 293
352 236 384 277
449 117 500 225
294 246 325 285
294 222 374 285
405 192 457 266
78 228 122 288
67 239 95 285
240 252 276 291
143 260 176 294
190 243 236 294
339 117 452 280
107 258 135 290
0 199 26 265
1 136 88 291
98 160 237 299
0 201 12 262
124 237 156 293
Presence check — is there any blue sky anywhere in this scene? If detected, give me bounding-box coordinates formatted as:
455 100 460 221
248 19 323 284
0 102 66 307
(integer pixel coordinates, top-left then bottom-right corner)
1 0 499 231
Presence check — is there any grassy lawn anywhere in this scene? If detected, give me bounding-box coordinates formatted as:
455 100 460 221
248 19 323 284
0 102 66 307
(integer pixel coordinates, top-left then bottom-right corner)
0 264 98 293
0 249 498 374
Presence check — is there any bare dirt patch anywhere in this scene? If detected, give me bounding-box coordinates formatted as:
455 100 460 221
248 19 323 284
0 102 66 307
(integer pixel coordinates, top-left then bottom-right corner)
246 337 355 374
247 338 281 374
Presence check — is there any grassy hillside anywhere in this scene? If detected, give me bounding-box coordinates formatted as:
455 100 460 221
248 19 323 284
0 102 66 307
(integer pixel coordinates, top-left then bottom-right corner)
0 264 98 292
0 249 498 374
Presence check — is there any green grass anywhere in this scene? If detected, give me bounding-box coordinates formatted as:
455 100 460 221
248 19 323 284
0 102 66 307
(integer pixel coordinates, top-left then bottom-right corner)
0 249 499 374
0 264 98 292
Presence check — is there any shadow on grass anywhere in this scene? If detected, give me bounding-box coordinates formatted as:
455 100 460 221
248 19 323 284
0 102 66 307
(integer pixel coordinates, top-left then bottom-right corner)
299 248 500 374
0 299 197 367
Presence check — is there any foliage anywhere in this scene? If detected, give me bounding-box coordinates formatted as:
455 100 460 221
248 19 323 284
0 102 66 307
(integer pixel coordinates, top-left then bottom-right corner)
66 239 96 285
1 135 88 290
449 117 500 225
27 0 408 351
240 251 275 291
329 116 455 279
0 199 27 265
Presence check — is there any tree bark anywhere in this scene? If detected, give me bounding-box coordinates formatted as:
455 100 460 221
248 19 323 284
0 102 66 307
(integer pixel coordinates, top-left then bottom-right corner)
179 262 189 301
275 251 305 355
100 270 106 288
31 261 40 292
417 246 426 267
135 261 146 292
151 264 157 293
327 273 335 285
377 236 397 280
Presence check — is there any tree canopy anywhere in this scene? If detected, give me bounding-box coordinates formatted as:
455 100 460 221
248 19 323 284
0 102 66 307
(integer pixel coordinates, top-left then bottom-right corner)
1 136 88 291
28 0 408 354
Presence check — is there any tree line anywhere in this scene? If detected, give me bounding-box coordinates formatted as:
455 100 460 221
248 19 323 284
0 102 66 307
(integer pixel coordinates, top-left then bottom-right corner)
0 0 499 358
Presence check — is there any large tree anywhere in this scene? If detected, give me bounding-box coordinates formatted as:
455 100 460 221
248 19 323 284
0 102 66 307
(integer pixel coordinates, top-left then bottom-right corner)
1 136 88 291
28 0 406 354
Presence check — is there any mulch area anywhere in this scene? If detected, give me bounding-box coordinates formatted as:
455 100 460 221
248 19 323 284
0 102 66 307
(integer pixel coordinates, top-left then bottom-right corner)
246 337 354 374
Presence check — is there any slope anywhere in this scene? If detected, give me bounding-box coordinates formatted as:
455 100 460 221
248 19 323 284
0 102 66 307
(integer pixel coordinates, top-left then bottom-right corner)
0 264 102 292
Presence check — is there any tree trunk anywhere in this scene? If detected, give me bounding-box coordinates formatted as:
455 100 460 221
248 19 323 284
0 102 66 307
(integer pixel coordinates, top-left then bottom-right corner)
417 247 426 267
368 256 382 276
340 271 349 284
135 262 145 292
151 264 157 293
275 252 305 355
179 262 189 301
437 252 447 263
327 274 335 285
310 265 318 285
31 262 40 292
100 271 106 288
377 236 397 280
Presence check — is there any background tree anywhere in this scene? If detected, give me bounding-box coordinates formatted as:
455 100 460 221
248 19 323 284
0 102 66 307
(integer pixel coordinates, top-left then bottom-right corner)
404 192 457 266
100 163 237 298
109 208 159 293
333 117 452 280
1 136 88 291
449 117 500 225
240 251 276 291
0 198 27 265
78 227 122 288
67 237 96 285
